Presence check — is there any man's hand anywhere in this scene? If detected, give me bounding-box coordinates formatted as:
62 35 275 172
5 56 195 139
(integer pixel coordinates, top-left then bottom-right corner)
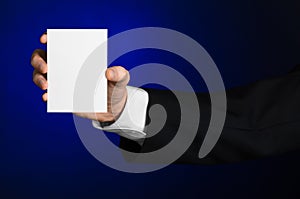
31 33 129 122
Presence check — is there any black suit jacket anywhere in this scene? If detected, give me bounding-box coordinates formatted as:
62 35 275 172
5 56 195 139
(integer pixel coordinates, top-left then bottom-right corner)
120 65 300 164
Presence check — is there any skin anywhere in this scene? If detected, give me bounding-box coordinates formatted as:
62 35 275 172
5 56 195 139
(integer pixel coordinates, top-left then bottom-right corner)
31 33 129 122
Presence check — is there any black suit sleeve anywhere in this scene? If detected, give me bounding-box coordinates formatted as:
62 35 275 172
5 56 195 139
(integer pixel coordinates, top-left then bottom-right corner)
120 65 300 164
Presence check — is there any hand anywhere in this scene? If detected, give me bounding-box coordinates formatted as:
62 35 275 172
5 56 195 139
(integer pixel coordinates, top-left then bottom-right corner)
31 33 129 122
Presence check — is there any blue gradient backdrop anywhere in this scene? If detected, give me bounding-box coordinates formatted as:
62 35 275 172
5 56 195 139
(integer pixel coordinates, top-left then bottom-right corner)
1 0 300 198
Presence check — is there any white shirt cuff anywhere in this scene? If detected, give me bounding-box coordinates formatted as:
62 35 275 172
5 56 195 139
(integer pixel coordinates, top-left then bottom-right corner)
92 86 149 140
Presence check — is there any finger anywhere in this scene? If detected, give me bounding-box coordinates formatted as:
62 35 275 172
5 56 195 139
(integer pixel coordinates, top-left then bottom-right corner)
31 49 47 74
40 33 47 44
42 93 48 102
106 66 130 88
33 70 48 90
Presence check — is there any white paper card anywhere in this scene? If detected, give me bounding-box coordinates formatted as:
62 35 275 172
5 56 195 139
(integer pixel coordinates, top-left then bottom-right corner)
47 29 107 112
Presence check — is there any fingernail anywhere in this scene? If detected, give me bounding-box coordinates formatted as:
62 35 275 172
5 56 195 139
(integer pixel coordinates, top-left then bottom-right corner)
109 69 115 79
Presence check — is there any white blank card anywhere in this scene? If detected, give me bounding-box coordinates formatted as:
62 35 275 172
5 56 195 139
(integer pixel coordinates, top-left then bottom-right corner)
47 29 107 112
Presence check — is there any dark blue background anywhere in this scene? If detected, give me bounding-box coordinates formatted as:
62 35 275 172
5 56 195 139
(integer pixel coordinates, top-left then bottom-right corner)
1 0 300 198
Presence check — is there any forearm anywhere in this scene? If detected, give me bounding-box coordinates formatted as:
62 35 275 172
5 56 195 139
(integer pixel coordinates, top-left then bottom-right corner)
120 65 300 164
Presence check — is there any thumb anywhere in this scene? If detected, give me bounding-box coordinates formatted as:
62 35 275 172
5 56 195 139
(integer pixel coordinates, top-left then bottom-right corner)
106 66 130 87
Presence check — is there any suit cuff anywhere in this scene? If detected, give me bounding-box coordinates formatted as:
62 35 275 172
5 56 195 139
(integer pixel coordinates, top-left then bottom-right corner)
92 86 149 140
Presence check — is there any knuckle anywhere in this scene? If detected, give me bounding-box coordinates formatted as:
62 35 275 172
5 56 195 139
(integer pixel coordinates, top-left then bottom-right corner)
32 69 37 77
31 49 40 58
30 54 38 66
31 49 46 65
32 57 47 73
31 54 41 66
33 75 38 84
32 70 38 81
33 75 43 86
33 76 39 84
